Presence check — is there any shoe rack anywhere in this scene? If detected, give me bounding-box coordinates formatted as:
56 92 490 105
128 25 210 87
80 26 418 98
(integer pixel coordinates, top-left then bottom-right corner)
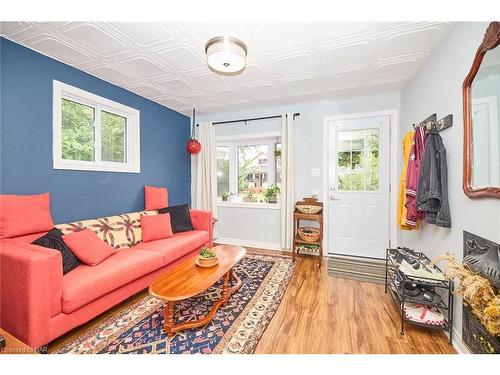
385 247 454 345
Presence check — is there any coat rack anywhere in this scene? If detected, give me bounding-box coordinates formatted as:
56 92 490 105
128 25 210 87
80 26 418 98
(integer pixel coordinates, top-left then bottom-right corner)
413 113 453 132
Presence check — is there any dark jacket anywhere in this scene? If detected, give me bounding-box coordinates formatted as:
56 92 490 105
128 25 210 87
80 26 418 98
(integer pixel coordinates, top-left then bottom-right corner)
416 130 451 228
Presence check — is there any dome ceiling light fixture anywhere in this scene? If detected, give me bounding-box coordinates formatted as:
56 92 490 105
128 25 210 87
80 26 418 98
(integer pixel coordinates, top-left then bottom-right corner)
205 36 248 75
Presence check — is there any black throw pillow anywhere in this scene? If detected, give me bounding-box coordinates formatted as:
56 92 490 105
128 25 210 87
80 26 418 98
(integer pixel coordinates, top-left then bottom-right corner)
32 228 81 275
158 204 194 233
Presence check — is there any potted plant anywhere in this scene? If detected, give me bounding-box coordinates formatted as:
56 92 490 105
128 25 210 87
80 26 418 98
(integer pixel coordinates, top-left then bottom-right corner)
263 185 280 203
196 247 218 268
221 192 230 202
243 191 253 202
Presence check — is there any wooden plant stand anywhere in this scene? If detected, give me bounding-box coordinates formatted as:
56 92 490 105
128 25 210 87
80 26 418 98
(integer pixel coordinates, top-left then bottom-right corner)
292 198 323 268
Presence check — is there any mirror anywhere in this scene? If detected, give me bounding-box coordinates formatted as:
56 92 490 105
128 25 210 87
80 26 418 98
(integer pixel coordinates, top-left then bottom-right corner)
463 22 500 198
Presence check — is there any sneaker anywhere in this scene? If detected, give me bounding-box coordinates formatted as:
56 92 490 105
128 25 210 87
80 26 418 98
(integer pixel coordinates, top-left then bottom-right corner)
399 260 446 283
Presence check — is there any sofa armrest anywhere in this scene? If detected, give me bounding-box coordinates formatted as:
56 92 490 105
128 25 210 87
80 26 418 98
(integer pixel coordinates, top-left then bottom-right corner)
190 209 213 247
0 240 63 348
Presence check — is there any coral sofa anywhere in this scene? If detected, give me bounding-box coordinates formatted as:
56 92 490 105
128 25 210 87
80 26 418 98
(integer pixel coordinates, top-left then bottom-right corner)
0 208 213 349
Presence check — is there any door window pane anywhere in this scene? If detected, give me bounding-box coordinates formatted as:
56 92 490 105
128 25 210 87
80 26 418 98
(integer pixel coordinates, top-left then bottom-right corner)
61 98 95 161
101 111 127 163
216 146 230 197
337 129 379 191
238 145 269 202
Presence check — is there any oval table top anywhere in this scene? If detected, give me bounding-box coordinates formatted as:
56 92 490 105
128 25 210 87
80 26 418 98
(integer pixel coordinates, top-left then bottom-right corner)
148 244 246 301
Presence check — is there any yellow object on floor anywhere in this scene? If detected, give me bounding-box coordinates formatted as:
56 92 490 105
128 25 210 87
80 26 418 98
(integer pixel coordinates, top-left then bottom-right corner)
398 130 418 230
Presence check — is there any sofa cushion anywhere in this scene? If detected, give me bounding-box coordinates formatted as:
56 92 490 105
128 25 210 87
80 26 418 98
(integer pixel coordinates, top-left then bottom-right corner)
56 210 156 250
158 204 194 233
63 229 117 266
62 248 163 313
134 230 209 265
144 185 168 210
0 193 54 239
32 228 81 274
141 213 174 242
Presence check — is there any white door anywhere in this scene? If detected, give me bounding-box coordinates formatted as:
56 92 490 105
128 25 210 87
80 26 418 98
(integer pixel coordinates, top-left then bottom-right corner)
327 115 390 259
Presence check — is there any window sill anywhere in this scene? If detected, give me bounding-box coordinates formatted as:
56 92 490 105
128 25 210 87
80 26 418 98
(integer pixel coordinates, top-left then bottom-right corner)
217 202 281 210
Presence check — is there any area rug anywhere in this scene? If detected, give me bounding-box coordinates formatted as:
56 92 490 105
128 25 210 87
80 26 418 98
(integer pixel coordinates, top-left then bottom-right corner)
55 251 295 354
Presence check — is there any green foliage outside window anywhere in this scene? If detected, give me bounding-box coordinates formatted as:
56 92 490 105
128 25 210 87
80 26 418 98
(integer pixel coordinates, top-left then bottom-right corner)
61 99 95 161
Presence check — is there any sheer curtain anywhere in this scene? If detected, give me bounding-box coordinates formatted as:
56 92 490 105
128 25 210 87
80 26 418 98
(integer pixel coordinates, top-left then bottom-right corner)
280 113 294 249
195 120 218 237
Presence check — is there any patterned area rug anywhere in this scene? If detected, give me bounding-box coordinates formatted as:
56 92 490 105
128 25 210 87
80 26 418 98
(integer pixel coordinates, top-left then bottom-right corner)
55 251 295 354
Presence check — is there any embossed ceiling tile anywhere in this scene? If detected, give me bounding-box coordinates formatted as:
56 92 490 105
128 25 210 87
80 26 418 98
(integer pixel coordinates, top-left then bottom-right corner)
0 21 30 35
255 23 313 53
371 59 421 81
283 76 318 95
59 23 128 56
128 85 164 98
273 54 314 77
318 23 378 43
159 98 190 109
244 84 279 98
107 22 174 46
322 41 373 68
212 89 250 104
323 70 366 90
158 79 195 93
118 56 170 78
229 65 267 83
28 37 92 65
87 65 136 85
191 72 229 89
158 46 206 72
178 94 216 107
375 26 447 59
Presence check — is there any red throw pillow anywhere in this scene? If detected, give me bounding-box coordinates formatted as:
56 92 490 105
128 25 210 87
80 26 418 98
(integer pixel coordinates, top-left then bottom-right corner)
144 185 168 210
0 193 54 239
141 213 174 242
62 229 117 266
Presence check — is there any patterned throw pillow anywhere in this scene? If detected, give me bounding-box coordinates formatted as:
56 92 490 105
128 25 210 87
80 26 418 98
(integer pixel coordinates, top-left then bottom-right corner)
56 210 157 250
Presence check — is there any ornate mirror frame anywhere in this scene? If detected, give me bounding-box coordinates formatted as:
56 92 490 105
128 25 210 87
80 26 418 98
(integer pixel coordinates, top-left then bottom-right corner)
463 21 500 198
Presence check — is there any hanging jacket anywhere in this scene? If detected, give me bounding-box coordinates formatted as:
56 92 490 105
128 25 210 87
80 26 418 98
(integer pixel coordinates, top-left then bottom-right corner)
416 130 451 228
398 130 418 230
405 126 427 228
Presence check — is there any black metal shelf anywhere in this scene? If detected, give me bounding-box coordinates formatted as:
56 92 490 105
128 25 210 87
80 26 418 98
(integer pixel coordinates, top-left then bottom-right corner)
385 247 454 344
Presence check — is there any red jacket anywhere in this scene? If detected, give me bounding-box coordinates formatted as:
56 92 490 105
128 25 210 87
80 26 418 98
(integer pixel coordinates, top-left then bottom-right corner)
405 126 426 227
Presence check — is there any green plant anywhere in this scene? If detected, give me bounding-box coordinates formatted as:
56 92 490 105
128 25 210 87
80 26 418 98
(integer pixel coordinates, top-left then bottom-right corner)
246 191 253 199
263 184 281 198
221 191 230 201
199 247 216 259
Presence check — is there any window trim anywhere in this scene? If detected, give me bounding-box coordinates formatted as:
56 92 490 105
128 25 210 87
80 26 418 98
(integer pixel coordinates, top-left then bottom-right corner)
52 80 141 173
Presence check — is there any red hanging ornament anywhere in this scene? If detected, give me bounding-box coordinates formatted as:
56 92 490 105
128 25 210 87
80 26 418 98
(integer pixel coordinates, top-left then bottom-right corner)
187 106 201 155
187 138 201 154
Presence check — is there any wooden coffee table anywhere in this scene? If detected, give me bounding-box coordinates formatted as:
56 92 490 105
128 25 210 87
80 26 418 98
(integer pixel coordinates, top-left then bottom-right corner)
149 244 246 337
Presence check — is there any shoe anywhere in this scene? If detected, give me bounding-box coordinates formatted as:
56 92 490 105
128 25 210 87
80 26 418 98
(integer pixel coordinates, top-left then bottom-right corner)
399 260 446 283
403 303 445 326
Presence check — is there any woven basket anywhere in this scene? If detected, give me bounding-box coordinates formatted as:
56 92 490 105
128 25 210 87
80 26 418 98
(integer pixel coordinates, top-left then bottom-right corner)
296 205 322 214
298 226 320 242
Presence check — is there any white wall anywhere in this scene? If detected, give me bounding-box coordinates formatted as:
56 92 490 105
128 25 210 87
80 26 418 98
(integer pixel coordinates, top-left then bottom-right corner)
194 92 401 246
400 22 500 344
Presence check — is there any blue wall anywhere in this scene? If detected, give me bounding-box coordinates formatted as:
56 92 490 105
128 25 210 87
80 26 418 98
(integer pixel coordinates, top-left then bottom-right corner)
0 37 191 223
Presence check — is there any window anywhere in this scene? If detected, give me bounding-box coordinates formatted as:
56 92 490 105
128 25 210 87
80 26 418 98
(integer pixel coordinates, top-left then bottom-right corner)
337 128 379 191
216 136 281 205
53 80 140 173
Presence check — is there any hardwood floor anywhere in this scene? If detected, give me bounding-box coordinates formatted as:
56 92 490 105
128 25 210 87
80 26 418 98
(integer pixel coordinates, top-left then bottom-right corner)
48 250 456 354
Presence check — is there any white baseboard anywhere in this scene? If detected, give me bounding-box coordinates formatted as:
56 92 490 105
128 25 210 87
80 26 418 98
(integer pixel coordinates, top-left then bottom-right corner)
451 327 471 354
215 237 283 251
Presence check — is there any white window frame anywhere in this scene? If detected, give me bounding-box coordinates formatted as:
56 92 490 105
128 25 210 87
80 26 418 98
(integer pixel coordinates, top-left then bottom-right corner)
216 132 280 209
52 80 141 173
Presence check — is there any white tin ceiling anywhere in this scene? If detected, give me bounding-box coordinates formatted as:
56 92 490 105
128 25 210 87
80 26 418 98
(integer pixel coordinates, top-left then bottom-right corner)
0 22 452 115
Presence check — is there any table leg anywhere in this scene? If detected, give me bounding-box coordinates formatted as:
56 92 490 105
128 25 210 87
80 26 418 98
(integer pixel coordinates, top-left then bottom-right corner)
164 301 175 337
221 271 230 306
